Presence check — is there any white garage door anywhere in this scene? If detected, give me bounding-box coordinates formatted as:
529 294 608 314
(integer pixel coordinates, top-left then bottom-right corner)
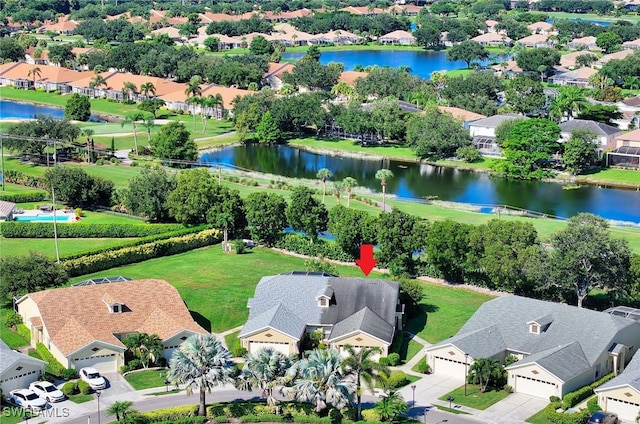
74 354 117 373
607 397 640 421
0 368 41 392
249 342 290 356
432 356 467 379
514 375 558 399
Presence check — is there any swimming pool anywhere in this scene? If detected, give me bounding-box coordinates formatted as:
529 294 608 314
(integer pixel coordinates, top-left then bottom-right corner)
15 214 75 222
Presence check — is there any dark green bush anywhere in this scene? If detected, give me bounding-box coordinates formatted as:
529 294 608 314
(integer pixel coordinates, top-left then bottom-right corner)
61 381 78 396
542 402 590 424
378 357 389 367
384 372 410 389
0 222 186 238
274 234 353 262
61 368 78 380
0 191 48 203
387 353 400 366
62 229 221 277
35 343 65 376
240 414 284 423
587 396 601 414
414 357 430 374
77 380 91 395
2 170 47 190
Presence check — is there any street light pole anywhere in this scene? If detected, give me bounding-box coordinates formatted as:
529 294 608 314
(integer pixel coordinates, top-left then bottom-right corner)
51 138 60 263
411 384 416 405
96 391 101 424
464 353 469 396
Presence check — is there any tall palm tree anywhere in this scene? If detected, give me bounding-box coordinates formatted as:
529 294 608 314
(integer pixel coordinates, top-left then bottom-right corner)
558 86 588 118
375 169 394 211
235 348 294 406
316 168 333 204
185 75 203 130
142 117 154 144
81 128 95 163
342 177 358 208
333 181 343 205
138 334 163 368
283 348 355 413
140 81 156 99
167 334 234 416
122 81 138 103
27 66 42 88
215 212 234 252
106 400 136 423
121 111 149 156
89 73 107 91
185 96 202 132
341 345 389 420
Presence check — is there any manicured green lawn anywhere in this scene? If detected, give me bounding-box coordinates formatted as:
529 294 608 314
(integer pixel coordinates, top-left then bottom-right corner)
287 137 417 162
0 238 137 258
547 11 640 23
0 183 44 194
434 405 471 415
224 331 242 355
406 281 494 344
406 339 423 363
439 384 510 410
445 69 474 77
69 394 94 403
435 158 498 170
0 407 35 424
577 168 640 186
0 328 29 349
125 369 168 390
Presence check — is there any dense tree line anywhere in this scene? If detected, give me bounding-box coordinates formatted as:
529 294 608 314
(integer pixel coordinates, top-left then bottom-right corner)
291 11 410 36
206 15 273 37
74 17 145 42
535 0 614 14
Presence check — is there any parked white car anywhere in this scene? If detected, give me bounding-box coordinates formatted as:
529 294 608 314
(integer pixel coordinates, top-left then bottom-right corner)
7 389 48 412
79 367 106 390
29 381 66 402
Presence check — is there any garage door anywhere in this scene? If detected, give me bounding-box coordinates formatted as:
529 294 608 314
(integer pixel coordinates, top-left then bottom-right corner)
0 369 41 392
432 356 467 379
514 375 558 399
73 354 117 373
607 397 640 421
249 342 290 356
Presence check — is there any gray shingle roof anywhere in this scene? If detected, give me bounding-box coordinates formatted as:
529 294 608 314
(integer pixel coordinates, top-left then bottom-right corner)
469 114 528 129
596 351 640 392
239 273 399 344
430 296 639 382
329 307 394 343
0 340 46 377
560 119 621 137
441 325 506 359
510 342 591 382
0 200 16 218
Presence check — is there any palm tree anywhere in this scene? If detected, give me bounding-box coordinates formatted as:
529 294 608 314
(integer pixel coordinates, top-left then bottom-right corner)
373 390 408 422
235 348 294 406
333 181 342 205
185 96 202 132
140 81 156 99
283 348 354 413
167 334 234 416
467 358 502 392
81 128 95 163
341 345 390 420
121 111 150 156
375 169 394 211
185 75 203 131
558 86 588 118
138 334 163 368
342 177 358 208
316 168 333 204
142 117 154 144
215 212 234 252
106 400 136 423
89 73 107 91
331 81 354 99
122 81 138 103
27 66 42 88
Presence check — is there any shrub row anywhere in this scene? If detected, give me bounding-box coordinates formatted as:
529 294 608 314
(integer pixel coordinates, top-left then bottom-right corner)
275 233 353 262
562 373 616 409
35 343 66 377
541 402 591 424
151 418 207 424
61 226 207 260
0 222 186 238
0 191 49 203
2 170 47 190
62 229 221 277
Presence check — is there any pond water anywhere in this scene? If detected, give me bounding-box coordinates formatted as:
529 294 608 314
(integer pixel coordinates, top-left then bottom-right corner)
200 144 640 223
0 100 105 122
282 50 508 79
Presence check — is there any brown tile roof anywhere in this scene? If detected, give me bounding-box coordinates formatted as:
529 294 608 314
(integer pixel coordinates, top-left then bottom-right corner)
527 21 553 31
0 62 87 83
338 71 368 86
25 279 207 355
30 317 43 327
38 16 79 33
265 62 295 79
597 49 635 65
438 106 486 122
617 129 640 142
70 71 184 96
201 85 251 109
622 95 640 107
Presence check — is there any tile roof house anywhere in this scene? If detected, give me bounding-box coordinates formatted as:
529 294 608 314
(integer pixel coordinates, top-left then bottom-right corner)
0 340 47 393
594 352 640 421
547 67 597 88
622 38 640 50
239 272 403 356
566 36 600 51
0 200 16 221
595 49 636 68
262 62 295 90
438 106 486 128
338 71 368 87
426 296 640 399
16 279 208 372
471 32 512 46
468 114 528 157
516 33 556 48
607 129 640 168
527 21 554 34
378 30 416 45
0 62 90 92
559 119 622 152
559 51 599 69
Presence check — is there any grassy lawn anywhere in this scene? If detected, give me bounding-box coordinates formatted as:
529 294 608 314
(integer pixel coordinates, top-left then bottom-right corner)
68 246 490 337
445 69 474 77
435 158 498 170
406 339 423 363
0 327 29 349
125 369 168 390
434 405 471 415
197 133 239 149
546 11 640 23
577 168 640 186
0 407 35 424
224 331 242 355
69 394 94 403
439 384 510 410
0 183 44 193
406 281 494 344
287 137 417 162
1 238 137 258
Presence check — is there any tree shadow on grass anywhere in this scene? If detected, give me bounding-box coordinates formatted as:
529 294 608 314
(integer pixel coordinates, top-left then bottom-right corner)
190 310 211 332
404 301 437 337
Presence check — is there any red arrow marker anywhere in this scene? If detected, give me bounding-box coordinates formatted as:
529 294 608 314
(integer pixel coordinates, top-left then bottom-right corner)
355 244 378 276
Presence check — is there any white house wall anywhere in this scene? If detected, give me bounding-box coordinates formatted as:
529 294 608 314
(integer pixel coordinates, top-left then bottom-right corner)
469 125 496 138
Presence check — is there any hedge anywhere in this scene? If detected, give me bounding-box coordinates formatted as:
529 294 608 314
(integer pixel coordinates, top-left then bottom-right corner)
62 229 221 276
77 380 91 395
562 373 615 409
139 405 198 422
151 418 207 424
274 233 353 262
35 343 66 377
0 222 187 238
0 191 49 203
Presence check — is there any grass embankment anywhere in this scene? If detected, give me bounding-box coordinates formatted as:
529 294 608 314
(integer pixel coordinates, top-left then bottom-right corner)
125 369 169 390
63 246 493 339
546 11 640 23
439 385 510 410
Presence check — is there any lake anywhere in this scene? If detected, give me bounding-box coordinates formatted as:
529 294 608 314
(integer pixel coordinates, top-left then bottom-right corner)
0 100 105 122
200 144 640 223
282 50 508 79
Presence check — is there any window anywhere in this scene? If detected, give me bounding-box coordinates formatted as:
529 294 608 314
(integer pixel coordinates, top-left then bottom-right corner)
530 324 540 334
112 304 120 313
319 298 328 307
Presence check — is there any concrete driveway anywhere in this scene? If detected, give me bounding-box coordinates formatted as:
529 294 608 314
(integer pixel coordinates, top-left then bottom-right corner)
475 393 548 424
